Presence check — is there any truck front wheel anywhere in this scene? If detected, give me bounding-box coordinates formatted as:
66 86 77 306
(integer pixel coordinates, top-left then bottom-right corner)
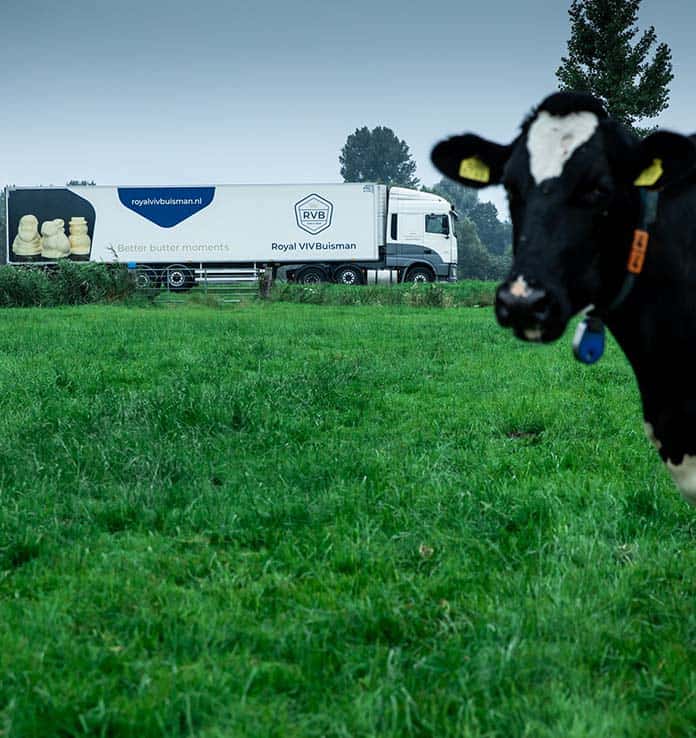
333 265 364 286
405 266 435 283
296 267 327 284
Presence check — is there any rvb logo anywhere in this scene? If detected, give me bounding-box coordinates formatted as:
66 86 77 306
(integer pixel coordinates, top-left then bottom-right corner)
295 193 333 234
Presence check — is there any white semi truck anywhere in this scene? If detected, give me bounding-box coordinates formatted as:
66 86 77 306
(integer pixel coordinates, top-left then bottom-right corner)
4 183 457 288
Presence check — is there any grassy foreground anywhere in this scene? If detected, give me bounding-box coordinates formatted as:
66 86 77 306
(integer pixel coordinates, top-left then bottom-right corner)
0 302 694 738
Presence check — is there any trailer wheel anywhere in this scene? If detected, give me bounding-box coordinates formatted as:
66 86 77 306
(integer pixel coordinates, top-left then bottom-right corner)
165 264 195 291
135 266 160 289
296 267 327 284
405 266 435 283
333 265 364 286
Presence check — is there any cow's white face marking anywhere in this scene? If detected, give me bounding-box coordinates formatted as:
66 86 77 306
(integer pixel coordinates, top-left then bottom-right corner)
527 111 599 184
666 456 696 507
509 275 531 299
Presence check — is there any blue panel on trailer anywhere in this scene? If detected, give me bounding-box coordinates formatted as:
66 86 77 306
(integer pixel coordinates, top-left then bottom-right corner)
117 187 216 228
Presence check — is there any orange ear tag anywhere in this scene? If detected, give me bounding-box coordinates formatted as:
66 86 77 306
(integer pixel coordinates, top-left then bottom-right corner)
627 229 649 274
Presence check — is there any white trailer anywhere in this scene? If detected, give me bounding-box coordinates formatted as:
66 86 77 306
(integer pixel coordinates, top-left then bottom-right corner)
4 183 457 289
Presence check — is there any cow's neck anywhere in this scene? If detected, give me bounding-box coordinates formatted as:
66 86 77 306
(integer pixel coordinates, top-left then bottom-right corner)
606 187 696 475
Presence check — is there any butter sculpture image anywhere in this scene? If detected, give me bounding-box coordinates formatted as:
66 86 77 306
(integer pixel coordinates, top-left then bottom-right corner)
68 216 91 257
12 214 42 257
40 219 71 259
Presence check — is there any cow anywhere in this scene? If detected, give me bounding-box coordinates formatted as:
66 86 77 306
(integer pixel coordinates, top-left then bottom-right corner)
431 91 696 507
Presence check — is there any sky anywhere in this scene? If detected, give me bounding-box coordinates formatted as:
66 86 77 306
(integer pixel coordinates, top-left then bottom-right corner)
2 0 694 217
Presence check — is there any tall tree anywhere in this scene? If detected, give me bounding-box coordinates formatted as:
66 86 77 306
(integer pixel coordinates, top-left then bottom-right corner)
556 0 673 134
340 126 419 188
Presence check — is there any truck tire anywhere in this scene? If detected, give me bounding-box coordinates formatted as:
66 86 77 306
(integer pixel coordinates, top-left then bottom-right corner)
296 266 327 284
405 266 435 283
135 266 160 289
165 264 195 291
333 265 364 285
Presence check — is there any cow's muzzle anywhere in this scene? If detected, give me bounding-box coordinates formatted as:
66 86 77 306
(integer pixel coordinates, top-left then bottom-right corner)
495 277 567 343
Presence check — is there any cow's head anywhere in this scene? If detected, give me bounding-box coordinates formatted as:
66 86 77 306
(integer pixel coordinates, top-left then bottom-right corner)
432 92 696 342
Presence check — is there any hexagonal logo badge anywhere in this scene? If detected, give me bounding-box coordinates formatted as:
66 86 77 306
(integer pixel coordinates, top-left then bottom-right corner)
295 193 333 235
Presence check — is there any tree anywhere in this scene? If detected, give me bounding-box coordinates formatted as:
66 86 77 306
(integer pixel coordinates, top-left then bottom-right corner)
556 0 673 135
340 126 419 188
455 216 511 281
467 201 512 256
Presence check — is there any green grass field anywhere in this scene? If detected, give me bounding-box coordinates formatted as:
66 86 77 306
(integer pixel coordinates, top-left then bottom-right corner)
0 301 694 737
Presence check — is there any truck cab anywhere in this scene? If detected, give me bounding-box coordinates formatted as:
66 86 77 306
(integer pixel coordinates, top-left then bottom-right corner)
385 187 457 283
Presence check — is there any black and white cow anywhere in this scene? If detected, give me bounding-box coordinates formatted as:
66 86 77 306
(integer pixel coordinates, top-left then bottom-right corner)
432 92 696 506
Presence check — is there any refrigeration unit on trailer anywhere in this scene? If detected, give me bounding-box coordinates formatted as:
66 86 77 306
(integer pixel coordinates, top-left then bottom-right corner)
4 183 457 288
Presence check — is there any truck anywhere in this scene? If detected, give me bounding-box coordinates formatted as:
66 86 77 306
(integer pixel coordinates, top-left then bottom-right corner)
4 183 457 289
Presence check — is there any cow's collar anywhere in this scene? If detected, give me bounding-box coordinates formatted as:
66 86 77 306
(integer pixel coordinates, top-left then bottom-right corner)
573 189 660 365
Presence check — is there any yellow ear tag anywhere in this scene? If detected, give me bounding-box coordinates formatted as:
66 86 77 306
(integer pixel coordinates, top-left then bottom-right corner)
634 158 663 187
458 156 490 184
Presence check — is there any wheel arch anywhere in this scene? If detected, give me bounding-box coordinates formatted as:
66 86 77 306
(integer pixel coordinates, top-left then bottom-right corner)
403 262 436 282
295 264 329 284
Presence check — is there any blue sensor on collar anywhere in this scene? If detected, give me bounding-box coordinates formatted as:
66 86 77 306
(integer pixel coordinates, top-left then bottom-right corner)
573 316 605 364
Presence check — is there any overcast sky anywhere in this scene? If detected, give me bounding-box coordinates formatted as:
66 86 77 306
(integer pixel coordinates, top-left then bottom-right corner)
2 0 693 216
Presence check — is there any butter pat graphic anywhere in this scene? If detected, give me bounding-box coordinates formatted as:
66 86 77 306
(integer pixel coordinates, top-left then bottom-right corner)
12 214 42 256
40 219 71 259
69 217 91 255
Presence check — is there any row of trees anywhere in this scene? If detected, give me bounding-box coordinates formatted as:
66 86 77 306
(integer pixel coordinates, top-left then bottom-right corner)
339 0 673 280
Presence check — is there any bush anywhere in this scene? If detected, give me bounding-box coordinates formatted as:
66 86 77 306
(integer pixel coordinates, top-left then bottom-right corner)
269 280 496 308
49 261 135 304
457 240 512 281
0 262 136 307
405 283 454 307
0 266 54 307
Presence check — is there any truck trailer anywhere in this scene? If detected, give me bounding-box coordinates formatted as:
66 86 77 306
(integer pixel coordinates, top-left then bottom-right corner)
4 183 457 288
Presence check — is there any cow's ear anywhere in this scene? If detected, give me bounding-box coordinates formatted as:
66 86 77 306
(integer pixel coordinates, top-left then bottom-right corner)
632 131 696 190
431 134 512 189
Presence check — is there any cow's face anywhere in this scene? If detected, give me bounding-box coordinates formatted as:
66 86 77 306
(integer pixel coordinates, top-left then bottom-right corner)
498 108 616 342
432 92 696 343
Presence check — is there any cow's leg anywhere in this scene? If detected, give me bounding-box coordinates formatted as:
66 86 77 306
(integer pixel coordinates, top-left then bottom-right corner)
644 406 696 507
644 421 662 451
666 457 696 506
